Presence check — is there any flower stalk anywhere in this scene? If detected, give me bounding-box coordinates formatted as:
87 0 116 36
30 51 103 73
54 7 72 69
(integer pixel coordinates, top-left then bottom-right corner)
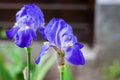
26 47 32 80
58 65 65 80
58 52 65 80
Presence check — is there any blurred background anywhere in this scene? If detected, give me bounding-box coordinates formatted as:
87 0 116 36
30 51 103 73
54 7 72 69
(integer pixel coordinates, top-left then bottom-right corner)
0 0 120 80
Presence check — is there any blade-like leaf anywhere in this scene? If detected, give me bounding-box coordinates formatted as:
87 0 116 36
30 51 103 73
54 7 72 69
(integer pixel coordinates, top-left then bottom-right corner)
0 43 25 79
0 60 12 80
63 63 73 80
32 49 56 80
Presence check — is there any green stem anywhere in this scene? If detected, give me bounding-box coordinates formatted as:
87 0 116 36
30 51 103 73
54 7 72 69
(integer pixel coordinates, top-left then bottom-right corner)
59 65 65 80
26 47 31 80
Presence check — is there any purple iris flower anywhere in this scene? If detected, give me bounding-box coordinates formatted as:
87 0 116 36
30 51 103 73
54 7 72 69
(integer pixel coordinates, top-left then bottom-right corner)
6 4 44 48
35 18 85 65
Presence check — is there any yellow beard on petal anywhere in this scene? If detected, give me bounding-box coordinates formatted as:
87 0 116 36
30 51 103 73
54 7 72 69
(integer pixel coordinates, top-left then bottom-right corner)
66 43 73 47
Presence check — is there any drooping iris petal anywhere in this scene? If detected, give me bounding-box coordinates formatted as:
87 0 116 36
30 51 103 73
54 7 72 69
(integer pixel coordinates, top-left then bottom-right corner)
35 57 41 64
74 42 84 49
64 44 85 65
15 28 33 48
38 27 46 40
6 26 19 39
30 29 37 40
35 42 51 64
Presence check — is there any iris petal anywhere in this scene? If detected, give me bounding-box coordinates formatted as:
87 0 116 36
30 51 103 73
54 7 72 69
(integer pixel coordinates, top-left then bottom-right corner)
30 29 37 40
55 20 63 48
38 27 46 40
16 6 26 21
35 43 51 64
15 28 32 48
64 44 85 65
55 19 71 48
6 26 19 39
16 4 44 29
75 42 84 49
35 57 41 64
45 18 71 48
44 18 58 43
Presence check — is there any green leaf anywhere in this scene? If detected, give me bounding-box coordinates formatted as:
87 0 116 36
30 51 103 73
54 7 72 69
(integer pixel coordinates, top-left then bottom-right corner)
0 43 25 79
0 28 6 38
103 60 120 80
63 63 73 80
0 60 12 80
32 50 56 80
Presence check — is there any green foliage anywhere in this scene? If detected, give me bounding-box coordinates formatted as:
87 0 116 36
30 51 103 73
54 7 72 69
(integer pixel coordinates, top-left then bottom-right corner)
0 42 57 80
0 60 12 80
32 50 56 80
103 60 120 80
0 43 25 80
0 53 12 80
0 42 74 80
63 64 73 80
0 28 6 38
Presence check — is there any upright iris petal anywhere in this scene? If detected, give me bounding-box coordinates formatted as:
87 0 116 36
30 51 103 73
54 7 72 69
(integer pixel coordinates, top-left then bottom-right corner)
6 4 44 48
36 18 85 66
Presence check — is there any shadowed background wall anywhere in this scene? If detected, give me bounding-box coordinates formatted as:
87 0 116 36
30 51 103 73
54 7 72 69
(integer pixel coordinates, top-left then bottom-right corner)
0 0 95 46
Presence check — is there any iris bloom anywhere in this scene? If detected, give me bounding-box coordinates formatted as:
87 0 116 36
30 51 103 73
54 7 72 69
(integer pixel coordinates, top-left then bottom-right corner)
6 4 44 48
35 18 85 65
